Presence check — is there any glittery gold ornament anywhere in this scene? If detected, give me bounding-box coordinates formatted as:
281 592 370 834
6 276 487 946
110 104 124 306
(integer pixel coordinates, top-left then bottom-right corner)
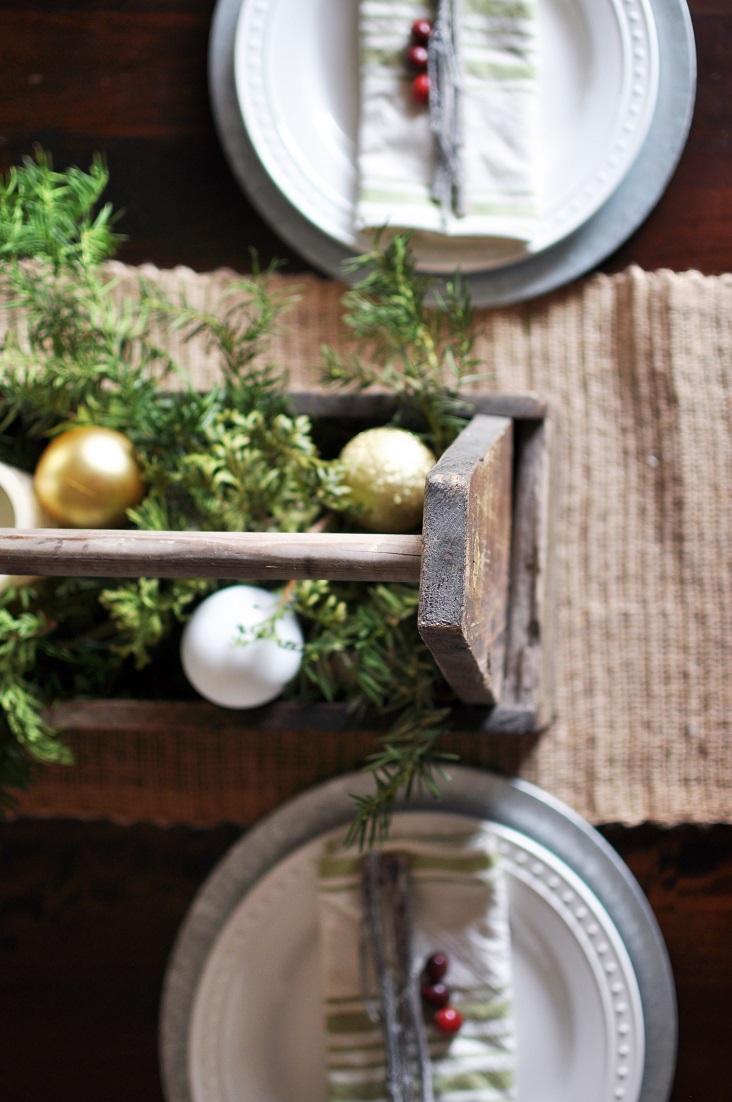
33 426 146 528
339 427 436 533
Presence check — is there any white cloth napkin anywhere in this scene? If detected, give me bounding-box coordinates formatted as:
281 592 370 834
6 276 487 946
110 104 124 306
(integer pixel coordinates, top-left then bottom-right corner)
355 0 540 245
316 819 518 1101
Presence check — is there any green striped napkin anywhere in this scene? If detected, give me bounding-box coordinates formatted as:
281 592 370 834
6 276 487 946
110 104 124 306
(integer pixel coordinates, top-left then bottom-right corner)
355 0 540 244
316 819 518 1101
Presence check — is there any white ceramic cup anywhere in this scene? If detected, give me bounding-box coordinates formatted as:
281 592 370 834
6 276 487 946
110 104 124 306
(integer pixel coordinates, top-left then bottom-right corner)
0 460 58 590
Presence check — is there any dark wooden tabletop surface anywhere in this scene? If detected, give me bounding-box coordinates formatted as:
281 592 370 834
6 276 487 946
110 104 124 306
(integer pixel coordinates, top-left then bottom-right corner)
0 2 730 1101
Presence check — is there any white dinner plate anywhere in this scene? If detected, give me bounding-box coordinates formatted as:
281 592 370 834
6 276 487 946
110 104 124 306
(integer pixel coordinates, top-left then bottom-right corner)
160 768 677 1102
232 0 659 275
187 814 645 1102
209 0 695 306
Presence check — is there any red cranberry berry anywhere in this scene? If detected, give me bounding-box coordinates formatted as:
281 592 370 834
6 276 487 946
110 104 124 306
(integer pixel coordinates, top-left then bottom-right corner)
421 981 451 1009
434 1006 464 1035
411 73 431 105
406 43 429 72
411 18 433 45
425 952 449 981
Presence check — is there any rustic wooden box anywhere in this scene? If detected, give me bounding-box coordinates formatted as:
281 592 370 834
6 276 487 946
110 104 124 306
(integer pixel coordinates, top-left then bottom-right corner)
0 390 560 822
2 391 559 737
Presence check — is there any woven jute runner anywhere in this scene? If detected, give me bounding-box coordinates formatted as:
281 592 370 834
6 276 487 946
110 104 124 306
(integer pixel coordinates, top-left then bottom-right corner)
12 263 732 828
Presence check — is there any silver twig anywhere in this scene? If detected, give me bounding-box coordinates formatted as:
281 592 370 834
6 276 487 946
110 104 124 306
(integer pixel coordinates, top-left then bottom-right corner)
428 0 466 220
360 852 434 1102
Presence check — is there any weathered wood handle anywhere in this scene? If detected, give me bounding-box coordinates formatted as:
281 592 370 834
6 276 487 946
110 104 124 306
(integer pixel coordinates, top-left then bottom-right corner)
0 529 423 583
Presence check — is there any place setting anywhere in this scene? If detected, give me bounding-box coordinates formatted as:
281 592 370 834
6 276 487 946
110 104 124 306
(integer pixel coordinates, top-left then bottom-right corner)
159 767 677 1102
208 0 697 306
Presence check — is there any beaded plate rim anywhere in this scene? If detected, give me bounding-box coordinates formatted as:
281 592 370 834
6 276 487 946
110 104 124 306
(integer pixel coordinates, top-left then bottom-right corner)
231 0 659 272
184 814 645 1102
160 767 674 1102
208 0 695 306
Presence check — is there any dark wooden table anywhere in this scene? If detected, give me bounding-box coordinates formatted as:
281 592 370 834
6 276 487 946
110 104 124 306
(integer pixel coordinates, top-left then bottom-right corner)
0 3 730 1101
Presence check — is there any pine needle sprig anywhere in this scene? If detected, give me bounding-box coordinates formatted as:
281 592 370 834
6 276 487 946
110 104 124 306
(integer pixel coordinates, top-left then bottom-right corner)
321 232 485 454
140 266 295 394
0 148 122 270
345 707 459 850
286 581 433 714
99 577 210 669
171 409 350 534
0 594 74 766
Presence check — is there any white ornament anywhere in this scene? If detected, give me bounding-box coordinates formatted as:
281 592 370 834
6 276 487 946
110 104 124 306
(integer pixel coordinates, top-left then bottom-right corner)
0 460 58 591
180 585 303 709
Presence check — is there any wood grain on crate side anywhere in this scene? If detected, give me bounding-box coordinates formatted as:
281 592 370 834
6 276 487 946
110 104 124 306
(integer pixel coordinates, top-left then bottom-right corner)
418 415 514 707
498 411 560 732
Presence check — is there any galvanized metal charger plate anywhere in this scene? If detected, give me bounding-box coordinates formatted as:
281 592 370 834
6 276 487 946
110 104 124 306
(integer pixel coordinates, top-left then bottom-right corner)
208 0 695 307
159 767 677 1102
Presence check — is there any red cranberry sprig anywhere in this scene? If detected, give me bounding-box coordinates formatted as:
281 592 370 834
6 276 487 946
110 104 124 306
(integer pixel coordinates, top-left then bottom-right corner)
421 980 450 1009
434 1006 464 1035
425 951 448 980
406 43 429 72
411 73 431 106
419 951 464 1035
405 18 433 105
411 18 433 45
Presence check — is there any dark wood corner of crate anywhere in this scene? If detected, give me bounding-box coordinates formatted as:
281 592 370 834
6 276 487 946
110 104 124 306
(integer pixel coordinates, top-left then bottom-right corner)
417 396 560 735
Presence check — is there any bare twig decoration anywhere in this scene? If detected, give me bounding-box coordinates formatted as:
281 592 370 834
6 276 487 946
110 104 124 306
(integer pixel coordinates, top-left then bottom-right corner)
360 852 435 1102
392 855 435 1102
428 0 466 220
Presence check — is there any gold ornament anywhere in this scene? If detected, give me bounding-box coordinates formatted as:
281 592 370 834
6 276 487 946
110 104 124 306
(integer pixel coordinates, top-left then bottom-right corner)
33 426 146 528
339 427 436 533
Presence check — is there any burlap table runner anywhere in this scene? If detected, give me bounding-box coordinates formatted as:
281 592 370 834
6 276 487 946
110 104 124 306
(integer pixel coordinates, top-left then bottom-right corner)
11 263 732 827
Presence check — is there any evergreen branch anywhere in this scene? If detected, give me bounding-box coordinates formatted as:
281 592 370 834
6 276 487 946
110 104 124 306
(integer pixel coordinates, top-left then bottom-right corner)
0 148 123 269
0 680 72 764
0 156 480 841
345 708 459 850
0 597 73 766
321 232 485 454
139 264 295 387
99 577 210 669
291 581 437 716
